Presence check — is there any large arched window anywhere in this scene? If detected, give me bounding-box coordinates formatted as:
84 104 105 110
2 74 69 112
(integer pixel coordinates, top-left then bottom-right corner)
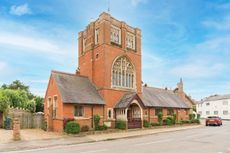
112 56 135 89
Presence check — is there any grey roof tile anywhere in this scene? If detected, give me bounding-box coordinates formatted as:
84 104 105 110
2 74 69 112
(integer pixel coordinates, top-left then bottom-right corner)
52 71 104 105
142 86 190 108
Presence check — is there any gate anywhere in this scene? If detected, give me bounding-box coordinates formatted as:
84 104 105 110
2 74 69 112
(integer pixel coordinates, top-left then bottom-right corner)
128 118 141 129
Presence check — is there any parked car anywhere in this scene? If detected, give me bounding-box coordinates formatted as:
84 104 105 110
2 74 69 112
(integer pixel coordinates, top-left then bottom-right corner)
206 116 222 126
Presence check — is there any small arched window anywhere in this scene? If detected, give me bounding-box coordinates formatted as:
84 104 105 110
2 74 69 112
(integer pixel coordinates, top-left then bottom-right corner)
112 56 135 89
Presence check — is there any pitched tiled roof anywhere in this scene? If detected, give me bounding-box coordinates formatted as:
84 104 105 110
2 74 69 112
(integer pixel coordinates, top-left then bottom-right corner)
202 94 230 102
142 86 190 108
52 71 104 105
114 92 138 108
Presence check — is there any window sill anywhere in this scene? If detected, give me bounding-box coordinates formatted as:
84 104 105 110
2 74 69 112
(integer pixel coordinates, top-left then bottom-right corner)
74 117 90 120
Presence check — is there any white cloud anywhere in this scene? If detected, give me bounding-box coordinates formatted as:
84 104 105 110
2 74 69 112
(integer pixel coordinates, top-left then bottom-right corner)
0 32 63 54
10 3 31 16
131 0 148 6
202 14 230 31
170 62 225 79
0 62 15 79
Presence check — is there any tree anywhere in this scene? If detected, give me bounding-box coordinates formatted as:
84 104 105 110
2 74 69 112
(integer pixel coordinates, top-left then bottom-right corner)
1 80 44 112
2 80 29 92
34 96 44 112
0 90 9 114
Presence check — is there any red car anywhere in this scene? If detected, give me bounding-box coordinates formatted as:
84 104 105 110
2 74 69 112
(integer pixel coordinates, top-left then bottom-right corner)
206 116 222 126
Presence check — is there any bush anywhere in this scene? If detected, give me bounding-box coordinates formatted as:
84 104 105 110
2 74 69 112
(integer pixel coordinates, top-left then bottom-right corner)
93 115 101 128
197 114 201 120
165 116 173 125
181 120 191 124
115 120 126 130
63 118 74 129
172 113 177 124
151 122 161 126
143 120 151 128
65 121 80 134
81 125 90 132
41 120 47 131
157 112 163 125
192 119 200 124
95 124 108 131
189 113 195 120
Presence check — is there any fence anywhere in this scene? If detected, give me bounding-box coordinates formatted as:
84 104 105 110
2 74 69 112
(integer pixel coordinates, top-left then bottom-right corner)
6 108 44 129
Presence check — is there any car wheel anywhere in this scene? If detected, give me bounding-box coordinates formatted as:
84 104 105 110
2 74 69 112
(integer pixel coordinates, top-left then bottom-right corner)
206 124 208 126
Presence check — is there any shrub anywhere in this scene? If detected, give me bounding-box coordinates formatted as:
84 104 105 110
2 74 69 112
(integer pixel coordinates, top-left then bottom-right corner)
41 120 47 131
197 114 201 120
172 113 177 124
192 119 200 124
181 120 191 124
81 125 90 132
115 120 126 130
143 120 151 128
65 121 80 134
189 113 195 120
95 124 108 131
165 116 173 125
93 115 100 128
157 112 163 125
63 118 74 129
151 122 161 126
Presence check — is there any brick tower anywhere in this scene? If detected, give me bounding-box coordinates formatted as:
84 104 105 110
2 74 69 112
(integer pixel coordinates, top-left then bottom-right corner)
78 12 142 123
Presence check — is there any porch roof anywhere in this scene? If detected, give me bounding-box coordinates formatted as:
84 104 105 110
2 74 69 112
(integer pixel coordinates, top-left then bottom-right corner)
114 92 144 109
142 86 190 108
52 71 104 105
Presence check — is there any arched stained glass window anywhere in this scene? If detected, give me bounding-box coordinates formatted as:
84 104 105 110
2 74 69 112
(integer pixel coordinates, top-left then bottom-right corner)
112 56 135 89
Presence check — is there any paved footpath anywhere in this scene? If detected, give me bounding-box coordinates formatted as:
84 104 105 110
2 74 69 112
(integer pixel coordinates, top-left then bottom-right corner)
0 124 203 152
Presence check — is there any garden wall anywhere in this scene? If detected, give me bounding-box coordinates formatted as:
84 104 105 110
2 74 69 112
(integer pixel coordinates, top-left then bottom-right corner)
6 108 44 129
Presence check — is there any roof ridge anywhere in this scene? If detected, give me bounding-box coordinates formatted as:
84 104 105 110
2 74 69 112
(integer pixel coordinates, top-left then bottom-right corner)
51 70 88 78
143 86 173 92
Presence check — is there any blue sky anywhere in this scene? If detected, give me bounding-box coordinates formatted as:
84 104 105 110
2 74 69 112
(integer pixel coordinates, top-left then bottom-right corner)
0 0 230 100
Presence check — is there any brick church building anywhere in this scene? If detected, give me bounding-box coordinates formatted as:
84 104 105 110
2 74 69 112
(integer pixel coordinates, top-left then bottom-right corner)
44 12 194 132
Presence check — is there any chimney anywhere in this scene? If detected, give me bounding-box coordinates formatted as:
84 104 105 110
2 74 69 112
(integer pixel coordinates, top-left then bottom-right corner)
177 78 186 100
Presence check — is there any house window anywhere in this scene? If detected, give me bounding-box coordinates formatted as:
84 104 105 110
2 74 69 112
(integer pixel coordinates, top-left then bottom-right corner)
198 111 202 115
223 110 228 115
167 108 174 116
206 111 210 115
112 56 135 89
155 108 162 116
126 32 135 50
107 108 113 119
223 100 228 105
214 111 218 115
111 25 121 44
206 102 210 106
74 106 84 117
48 97 51 108
53 96 58 118
95 29 99 45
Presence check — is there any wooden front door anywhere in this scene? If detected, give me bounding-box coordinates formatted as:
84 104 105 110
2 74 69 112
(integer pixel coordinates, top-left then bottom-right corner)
128 118 141 129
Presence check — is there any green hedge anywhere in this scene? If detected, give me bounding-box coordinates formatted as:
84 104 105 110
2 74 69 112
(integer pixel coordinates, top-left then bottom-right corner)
115 120 126 130
143 120 151 128
65 121 80 134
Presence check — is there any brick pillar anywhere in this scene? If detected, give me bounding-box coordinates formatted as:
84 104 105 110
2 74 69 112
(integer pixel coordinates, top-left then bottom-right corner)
13 118 21 141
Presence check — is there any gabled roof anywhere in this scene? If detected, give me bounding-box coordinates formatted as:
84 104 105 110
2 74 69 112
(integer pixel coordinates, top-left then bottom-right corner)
114 92 144 109
142 86 190 108
52 71 104 105
202 94 230 102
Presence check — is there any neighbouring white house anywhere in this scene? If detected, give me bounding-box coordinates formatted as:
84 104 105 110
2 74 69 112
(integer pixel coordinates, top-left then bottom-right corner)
196 94 230 120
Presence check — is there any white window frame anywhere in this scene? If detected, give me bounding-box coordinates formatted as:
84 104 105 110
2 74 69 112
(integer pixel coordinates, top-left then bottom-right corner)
223 110 228 115
107 108 113 120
